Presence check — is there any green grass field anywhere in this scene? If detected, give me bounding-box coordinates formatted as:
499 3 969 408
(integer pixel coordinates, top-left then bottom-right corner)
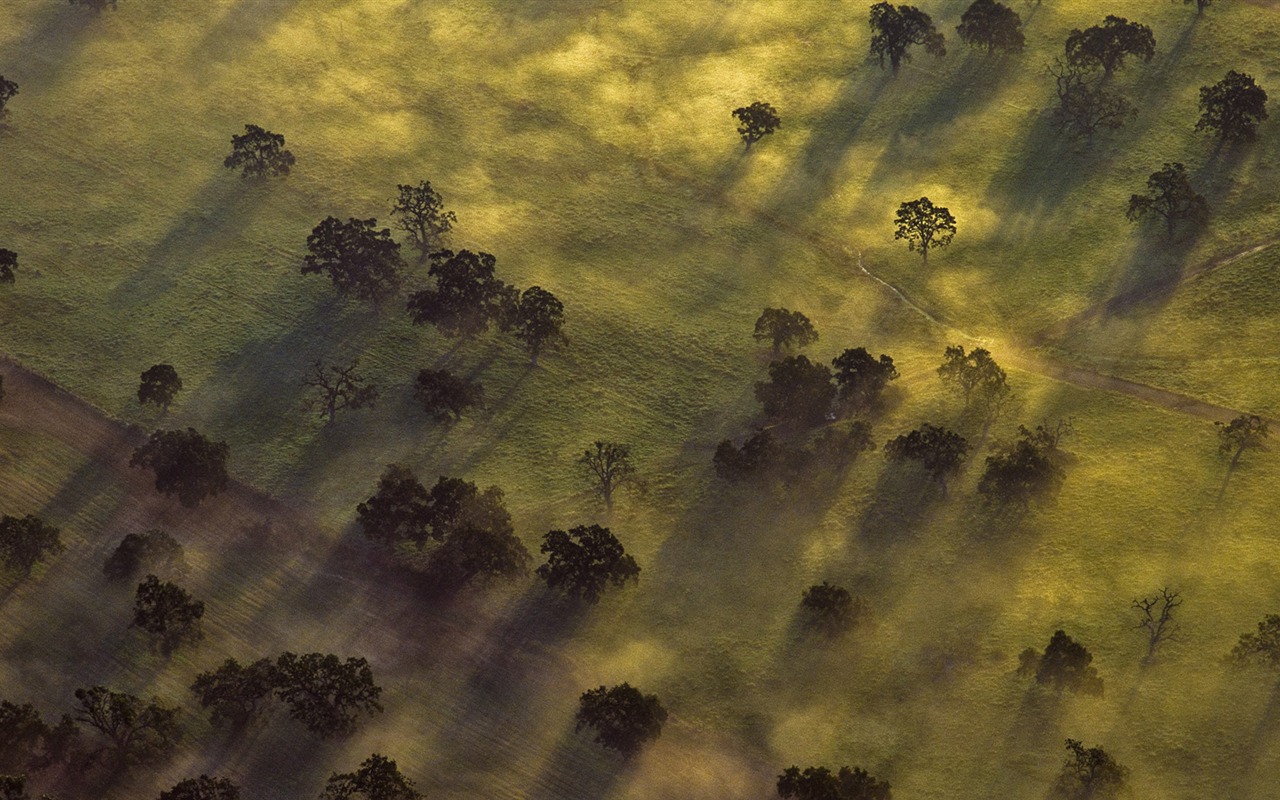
2 0 1280 798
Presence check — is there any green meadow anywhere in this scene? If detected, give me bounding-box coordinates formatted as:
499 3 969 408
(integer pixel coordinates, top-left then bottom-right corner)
1 0 1280 797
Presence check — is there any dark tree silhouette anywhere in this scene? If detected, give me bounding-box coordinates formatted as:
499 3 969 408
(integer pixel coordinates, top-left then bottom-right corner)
1231 614 1280 667
955 0 1024 54
0 775 26 800
1126 163 1207 238
894 197 956 264
936 345 1009 415
0 515 64 576
884 424 969 497
72 686 179 765
132 575 205 654
190 657 277 728
406 249 516 339
69 0 120 11
413 369 483 422
137 364 182 410
511 286 566 365
103 529 187 583
159 775 241 800
1216 413 1269 500
1197 70 1269 142
389 181 456 259
1049 58 1133 141
869 3 945 75
978 421 1070 509
356 465 435 547
755 355 836 426
537 524 640 604
754 308 819 355
831 348 898 414
0 77 17 119
302 217 404 308
777 765 892 799
1133 587 1181 662
714 429 793 484
1019 630 1103 696
129 428 229 508
1053 740 1127 800
811 421 877 468
322 754 420 800
222 124 294 178
800 582 867 636
0 700 78 774
301 360 379 425
421 485 530 588
272 652 382 739
1065 16 1155 77
575 683 667 757
578 441 640 511
732 101 781 150
0 250 17 284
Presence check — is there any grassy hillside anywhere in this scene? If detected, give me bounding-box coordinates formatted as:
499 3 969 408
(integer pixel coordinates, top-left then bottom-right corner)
1 0 1279 798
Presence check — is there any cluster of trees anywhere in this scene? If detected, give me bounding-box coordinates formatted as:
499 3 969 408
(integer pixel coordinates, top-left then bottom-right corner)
776 764 892 799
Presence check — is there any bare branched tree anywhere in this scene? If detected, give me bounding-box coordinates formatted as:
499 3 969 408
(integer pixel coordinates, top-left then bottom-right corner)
302 360 379 425
1133 587 1181 662
578 441 641 511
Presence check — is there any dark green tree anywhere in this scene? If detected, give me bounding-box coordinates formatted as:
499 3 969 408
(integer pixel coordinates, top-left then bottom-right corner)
321 754 420 800
421 486 529 588
132 575 205 654
129 428 229 508
1052 740 1127 800
755 355 836 426
406 249 517 339
1216 413 1269 500
578 441 641 511
190 657 277 727
413 369 483 423
389 181 456 260
511 286 566 365
272 652 382 739
1231 614 1280 667
732 101 781 150
977 421 1070 509
884 424 969 497
357 467 484 547
894 197 956 264
159 775 241 800
0 77 16 119
72 686 180 765
800 583 867 636
1126 163 1207 238
536 525 640 604
0 250 17 284
1019 630 1103 696
103 529 188 583
955 0 1024 54
869 3 945 75
575 683 667 757
936 345 1009 417
137 364 182 411
831 348 898 414
222 124 294 178
713 429 794 484
754 308 819 355
302 217 404 309
777 765 892 799
1065 16 1155 77
0 516 64 576
1197 70 1268 142
0 701 78 773
301 360 379 425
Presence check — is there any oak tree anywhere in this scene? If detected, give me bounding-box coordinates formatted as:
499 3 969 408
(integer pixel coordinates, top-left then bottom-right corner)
575 683 667 757
1019 630 1103 696
1053 740 1127 800
389 181 456 259
1232 614 1280 667
1126 162 1207 238
413 369 483 423
0 250 17 284
894 197 956 264
137 364 182 410
1049 58 1134 141
159 776 241 800
0 700 78 774
130 428 229 508
754 308 819 355
1065 16 1155 77
302 217 404 308
0 77 16 119
322 754 420 800
578 441 640 511
754 355 836 426
937 345 1010 419
223 124 294 178
800 582 867 636
190 657 277 728
132 575 205 654
1197 70 1269 142
777 765 892 800
732 101 781 150
103 529 188 583
869 3 945 75
301 360 379 425
955 0 1024 55
1216 413 1269 500
978 421 1070 509
511 286 566 365
1133 587 1181 663
713 429 792 484
884 423 969 497
831 348 898 414
406 249 516 339
0 516 64 576
536 524 640 604
272 652 382 739
72 686 179 765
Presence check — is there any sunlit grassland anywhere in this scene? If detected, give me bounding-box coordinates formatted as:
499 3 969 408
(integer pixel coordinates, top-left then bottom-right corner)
1 0 1280 798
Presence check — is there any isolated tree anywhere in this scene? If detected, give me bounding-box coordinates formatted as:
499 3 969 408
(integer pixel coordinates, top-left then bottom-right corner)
754 308 819 355
884 423 969 497
0 250 17 284
223 124 294 178
1049 58 1134 141
72 686 179 764
301 360 379 425
1216 413 1269 499
956 0 1024 54
130 428 229 508
0 701 78 774
714 429 792 484
190 657 277 727
578 441 640 511
103 529 187 582
777 765 892 800
389 181 456 259
511 286 566 365
132 575 205 654
322 754 420 800
272 652 382 739
537 525 640 604
1065 16 1155 77
68 0 120 12
831 348 898 414
869 2 946 75
755 355 836 425
137 364 182 410
159 776 240 800
1231 614 1280 667
302 217 404 308
1133 587 1181 662
406 249 516 339
0 515 64 576
575 684 667 757
413 369 483 422
1197 70 1268 142
1019 630 1103 696
732 101 781 150
937 345 1009 414
1126 163 1207 238
894 197 956 264
1053 739 1127 800
801 582 867 636
978 421 1070 509
0 77 16 119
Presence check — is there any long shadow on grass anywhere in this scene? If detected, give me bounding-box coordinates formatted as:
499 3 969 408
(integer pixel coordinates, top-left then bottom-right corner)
526 722 627 800
5 5 97 93
184 0 308 74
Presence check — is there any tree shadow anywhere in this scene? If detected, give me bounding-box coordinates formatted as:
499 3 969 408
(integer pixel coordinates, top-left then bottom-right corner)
184 0 309 76
525 721 628 800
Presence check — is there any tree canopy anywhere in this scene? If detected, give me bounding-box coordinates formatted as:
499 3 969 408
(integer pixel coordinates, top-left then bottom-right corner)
222 124 294 178
955 0 1024 54
884 423 969 497
301 360 379 425
1049 58 1134 141
800 582 867 636
1231 614 1280 667
0 77 17 118
137 364 182 410
536 524 640 604
777 765 892 800
190 657 277 728
978 421 1070 509
732 101 782 149
0 249 17 285
754 355 836 426
937 345 1010 419
1019 630 1104 696
1053 740 1127 800
0 515 64 576
831 348 898 414
129 428 230 508
1064 16 1155 77
103 529 188 583
322 754 421 800
869 3 945 75
0 699 77 774
72 686 180 765
510 286 566 365
894 197 956 264
406 249 516 339
1197 70 1269 142
1126 162 1207 238
413 369 484 423
159 775 241 800
754 308 819 355
272 652 383 739
302 217 404 308
575 683 667 756
132 575 205 654
578 441 641 511
389 181 456 259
